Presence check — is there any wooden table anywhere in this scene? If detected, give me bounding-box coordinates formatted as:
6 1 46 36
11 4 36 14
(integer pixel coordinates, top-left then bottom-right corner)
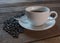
0 2 60 43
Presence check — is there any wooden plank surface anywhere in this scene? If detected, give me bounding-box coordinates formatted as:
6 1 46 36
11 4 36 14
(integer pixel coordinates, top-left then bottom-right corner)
0 1 60 13
0 7 60 43
0 1 60 8
32 36 60 43
0 3 60 13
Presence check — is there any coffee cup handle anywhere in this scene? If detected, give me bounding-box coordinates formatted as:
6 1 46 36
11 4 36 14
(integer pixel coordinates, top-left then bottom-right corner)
50 11 58 20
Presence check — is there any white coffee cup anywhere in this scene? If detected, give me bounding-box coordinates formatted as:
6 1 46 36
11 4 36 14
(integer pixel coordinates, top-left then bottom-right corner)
25 6 58 26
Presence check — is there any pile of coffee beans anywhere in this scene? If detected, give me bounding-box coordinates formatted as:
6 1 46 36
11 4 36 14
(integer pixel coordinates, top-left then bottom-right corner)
3 12 25 38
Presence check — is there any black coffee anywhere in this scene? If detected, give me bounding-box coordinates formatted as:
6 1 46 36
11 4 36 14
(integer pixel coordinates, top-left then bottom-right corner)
31 10 44 12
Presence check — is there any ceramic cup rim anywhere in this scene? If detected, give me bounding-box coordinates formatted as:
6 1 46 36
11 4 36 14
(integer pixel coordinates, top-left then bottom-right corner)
25 6 50 13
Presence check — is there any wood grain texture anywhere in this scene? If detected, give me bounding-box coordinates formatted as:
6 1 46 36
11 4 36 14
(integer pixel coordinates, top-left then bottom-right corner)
0 1 60 8
32 36 60 43
0 1 60 13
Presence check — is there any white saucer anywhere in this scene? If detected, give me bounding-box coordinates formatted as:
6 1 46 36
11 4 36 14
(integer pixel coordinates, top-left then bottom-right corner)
18 15 56 31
